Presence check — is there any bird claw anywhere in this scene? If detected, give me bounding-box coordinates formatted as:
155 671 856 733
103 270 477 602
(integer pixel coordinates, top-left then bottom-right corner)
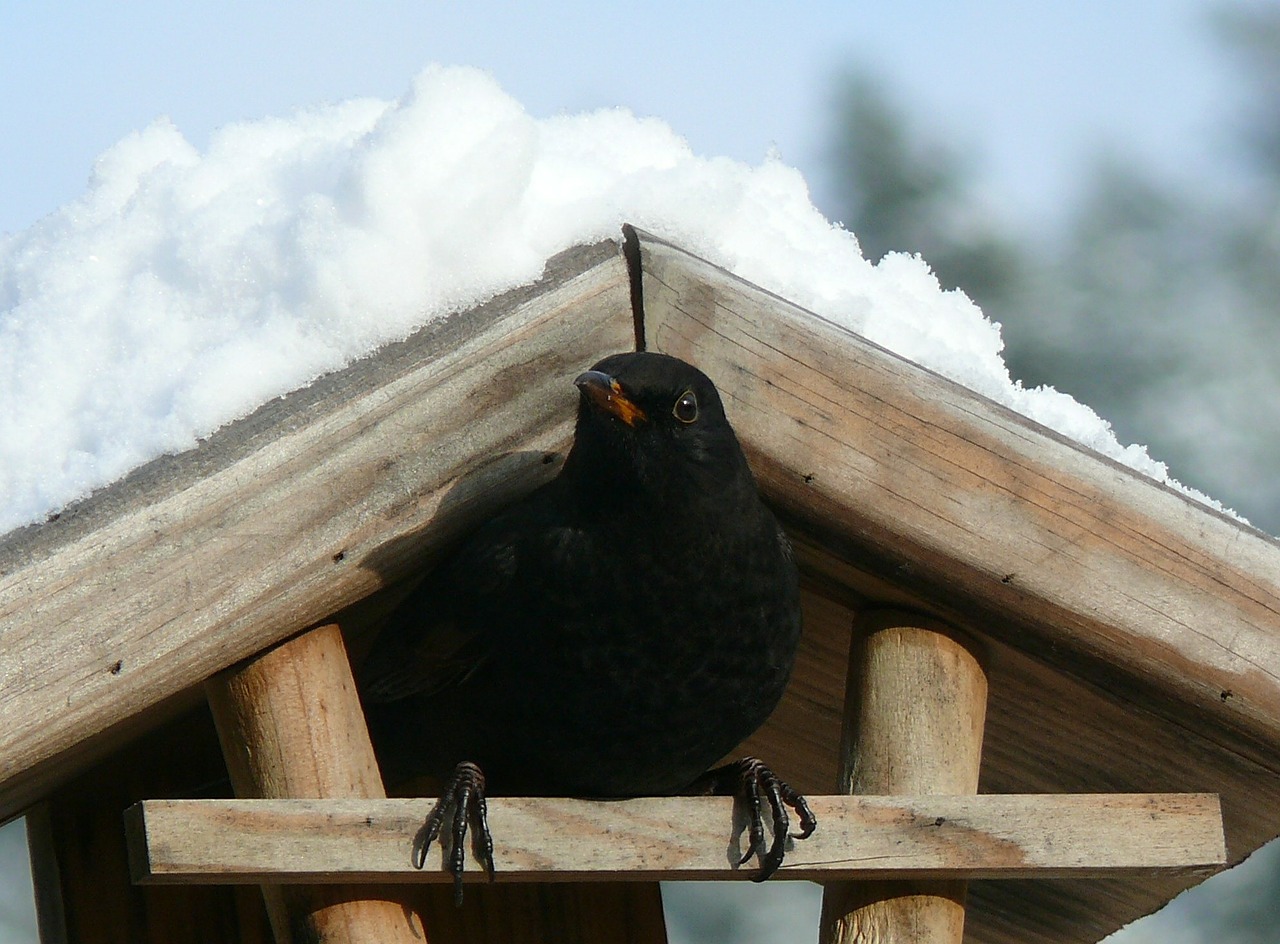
694 757 817 881
412 761 496 905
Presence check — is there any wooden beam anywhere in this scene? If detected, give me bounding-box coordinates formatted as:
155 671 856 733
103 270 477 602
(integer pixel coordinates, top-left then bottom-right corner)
630 227 1280 770
820 611 988 943
205 624 422 943
0 239 634 821
125 793 1225 885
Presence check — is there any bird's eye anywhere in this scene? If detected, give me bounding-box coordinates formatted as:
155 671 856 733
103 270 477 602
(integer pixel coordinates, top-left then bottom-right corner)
672 389 699 424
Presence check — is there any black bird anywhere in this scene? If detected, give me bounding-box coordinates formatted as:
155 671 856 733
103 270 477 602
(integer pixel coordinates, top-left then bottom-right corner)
359 351 815 900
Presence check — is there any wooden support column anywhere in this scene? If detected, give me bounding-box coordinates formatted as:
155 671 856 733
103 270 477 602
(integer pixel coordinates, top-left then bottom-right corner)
205 623 422 944
821 609 988 944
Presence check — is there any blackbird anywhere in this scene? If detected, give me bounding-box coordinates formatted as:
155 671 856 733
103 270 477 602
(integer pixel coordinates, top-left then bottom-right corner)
359 351 815 900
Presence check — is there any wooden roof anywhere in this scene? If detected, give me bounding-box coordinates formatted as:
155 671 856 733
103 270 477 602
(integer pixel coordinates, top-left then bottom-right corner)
4 227 1280 943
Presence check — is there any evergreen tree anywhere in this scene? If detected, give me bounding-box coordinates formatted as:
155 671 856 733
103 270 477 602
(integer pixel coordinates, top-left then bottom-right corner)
823 7 1280 531
826 71 1029 314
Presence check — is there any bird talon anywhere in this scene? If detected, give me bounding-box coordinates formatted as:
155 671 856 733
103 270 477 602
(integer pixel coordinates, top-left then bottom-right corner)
714 757 817 881
411 761 495 905
736 769 768 866
411 802 446 869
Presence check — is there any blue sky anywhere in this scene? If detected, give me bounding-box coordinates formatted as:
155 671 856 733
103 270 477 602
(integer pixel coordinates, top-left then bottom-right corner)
2 1 1235 237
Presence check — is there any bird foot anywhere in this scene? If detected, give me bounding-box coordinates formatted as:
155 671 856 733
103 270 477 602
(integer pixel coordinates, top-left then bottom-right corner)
690 757 817 881
412 761 496 905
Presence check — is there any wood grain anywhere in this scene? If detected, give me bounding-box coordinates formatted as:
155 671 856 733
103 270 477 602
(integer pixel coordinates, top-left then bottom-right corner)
632 228 1280 772
741 578 1280 944
627 227 1280 943
821 612 989 944
0 239 634 821
9 226 1276 944
205 624 422 944
125 793 1225 885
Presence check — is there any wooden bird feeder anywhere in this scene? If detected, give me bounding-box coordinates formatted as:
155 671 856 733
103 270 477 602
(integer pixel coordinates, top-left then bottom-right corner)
3 226 1278 943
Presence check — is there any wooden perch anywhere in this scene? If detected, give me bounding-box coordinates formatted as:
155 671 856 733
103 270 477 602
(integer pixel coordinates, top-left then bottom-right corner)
126 793 1225 885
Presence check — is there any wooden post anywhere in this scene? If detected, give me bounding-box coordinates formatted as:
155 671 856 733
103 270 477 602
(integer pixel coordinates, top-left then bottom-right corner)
205 623 423 944
820 609 988 944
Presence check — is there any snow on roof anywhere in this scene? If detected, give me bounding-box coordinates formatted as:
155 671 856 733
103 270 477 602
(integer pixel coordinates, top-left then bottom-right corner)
0 64 1228 535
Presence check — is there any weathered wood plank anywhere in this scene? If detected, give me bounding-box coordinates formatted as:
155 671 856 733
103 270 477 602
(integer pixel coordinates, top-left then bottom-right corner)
0 239 635 821
631 228 1280 771
126 794 1225 885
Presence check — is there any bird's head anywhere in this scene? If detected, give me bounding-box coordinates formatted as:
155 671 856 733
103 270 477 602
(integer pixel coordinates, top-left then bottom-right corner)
566 351 752 507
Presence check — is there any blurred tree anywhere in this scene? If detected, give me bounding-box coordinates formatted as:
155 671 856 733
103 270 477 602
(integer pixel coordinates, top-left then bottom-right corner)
1212 2 1280 183
823 6 1280 532
1210 3 1280 336
826 71 1030 314
1005 156 1247 496
0 820 35 943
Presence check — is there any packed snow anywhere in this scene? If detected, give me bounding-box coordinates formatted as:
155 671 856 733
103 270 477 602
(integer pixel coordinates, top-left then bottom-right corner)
0 64 1228 535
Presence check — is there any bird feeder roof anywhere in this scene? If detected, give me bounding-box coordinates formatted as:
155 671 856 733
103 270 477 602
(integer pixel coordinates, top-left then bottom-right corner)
3 229 1279 944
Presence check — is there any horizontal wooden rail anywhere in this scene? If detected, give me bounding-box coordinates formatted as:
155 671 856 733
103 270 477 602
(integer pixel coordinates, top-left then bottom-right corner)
126 793 1225 885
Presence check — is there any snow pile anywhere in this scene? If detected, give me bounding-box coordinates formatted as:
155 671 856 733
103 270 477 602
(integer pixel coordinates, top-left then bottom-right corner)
0 65 1224 535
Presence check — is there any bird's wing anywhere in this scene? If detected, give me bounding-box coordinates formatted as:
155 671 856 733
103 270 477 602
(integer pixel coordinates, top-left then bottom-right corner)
359 485 594 703
357 594 494 703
